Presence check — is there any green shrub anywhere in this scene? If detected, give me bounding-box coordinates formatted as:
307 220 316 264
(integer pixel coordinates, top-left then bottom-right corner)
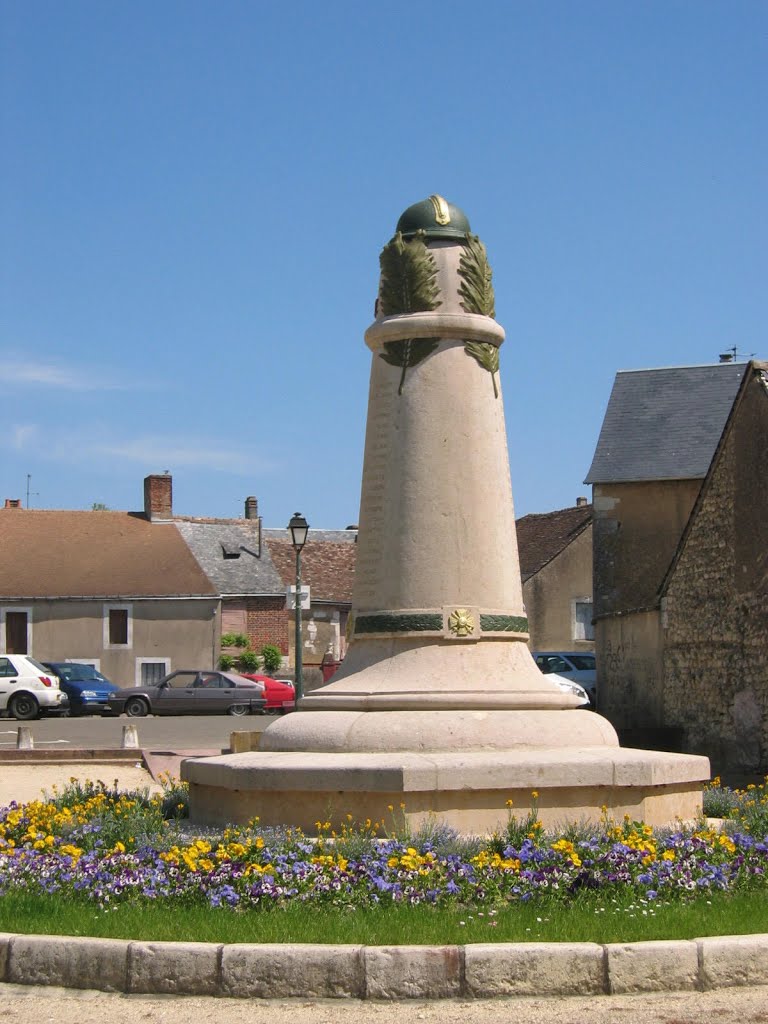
261 643 283 674
238 650 260 671
220 632 249 648
218 654 235 670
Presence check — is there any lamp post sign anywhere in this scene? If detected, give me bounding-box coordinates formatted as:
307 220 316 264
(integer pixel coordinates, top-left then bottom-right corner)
285 585 310 610
287 513 310 702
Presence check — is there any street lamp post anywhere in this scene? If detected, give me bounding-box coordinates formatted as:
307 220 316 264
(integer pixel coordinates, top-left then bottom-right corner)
287 512 309 703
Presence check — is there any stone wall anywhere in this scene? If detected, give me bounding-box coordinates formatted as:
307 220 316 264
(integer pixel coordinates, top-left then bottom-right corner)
663 373 768 772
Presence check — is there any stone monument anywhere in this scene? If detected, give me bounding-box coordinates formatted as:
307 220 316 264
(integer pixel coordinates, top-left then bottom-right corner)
185 196 709 831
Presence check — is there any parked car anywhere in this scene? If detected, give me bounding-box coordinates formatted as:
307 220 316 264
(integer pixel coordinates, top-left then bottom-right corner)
106 670 267 718
546 671 590 707
42 662 120 716
240 674 296 714
0 654 68 720
533 651 597 705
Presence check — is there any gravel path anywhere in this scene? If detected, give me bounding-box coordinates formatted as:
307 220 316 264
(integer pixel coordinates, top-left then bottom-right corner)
2 985 768 1023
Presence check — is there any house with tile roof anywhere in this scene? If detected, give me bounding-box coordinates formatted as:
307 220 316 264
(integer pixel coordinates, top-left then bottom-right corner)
516 500 593 652
0 474 220 688
585 360 767 773
0 471 360 687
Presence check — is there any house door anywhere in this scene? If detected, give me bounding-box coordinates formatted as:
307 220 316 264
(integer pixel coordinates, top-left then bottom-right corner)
5 612 28 654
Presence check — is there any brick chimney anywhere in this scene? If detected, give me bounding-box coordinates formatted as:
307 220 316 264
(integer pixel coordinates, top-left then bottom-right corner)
576 496 588 507
244 496 259 520
144 473 173 521
3 499 21 509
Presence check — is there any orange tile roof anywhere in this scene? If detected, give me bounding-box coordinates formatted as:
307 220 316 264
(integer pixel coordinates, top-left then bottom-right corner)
516 504 593 582
0 510 217 598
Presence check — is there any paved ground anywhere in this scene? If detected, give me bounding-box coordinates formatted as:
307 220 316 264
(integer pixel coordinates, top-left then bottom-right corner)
2 984 768 1023
0 713 265 751
0 750 220 806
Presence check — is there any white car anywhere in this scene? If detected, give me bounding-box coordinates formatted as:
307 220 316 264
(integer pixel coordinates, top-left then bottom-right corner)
548 672 590 707
0 654 68 720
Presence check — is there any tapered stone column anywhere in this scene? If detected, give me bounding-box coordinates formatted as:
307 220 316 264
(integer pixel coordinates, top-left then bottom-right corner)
184 197 709 831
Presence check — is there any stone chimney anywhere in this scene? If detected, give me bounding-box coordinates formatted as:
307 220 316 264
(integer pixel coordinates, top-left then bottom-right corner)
144 474 172 521
576 496 588 507
244 496 259 520
3 499 21 509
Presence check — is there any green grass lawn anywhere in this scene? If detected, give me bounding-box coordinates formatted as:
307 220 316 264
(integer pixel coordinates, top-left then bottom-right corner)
2 888 766 946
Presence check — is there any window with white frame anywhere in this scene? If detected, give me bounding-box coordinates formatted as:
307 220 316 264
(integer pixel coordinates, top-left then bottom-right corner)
103 604 133 649
136 658 170 686
572 599 595 641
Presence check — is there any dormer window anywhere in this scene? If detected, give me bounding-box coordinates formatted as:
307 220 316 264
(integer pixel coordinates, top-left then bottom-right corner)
221 543 241 559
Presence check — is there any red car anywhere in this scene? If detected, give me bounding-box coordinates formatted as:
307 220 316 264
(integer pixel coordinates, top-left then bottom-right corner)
240 674 296 714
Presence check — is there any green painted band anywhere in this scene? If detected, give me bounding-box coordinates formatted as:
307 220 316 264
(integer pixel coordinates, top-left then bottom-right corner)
354 613 529 635
479 614 529 633
355 613 443 634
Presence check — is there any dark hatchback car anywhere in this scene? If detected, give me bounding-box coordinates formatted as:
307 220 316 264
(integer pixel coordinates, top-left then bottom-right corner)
106 670 267 718
43 661 119 716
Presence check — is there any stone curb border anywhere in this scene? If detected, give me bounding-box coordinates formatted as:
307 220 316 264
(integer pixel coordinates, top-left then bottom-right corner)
1 932 767 999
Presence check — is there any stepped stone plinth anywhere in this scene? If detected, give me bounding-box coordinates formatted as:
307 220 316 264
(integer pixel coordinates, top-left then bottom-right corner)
184 195 709 831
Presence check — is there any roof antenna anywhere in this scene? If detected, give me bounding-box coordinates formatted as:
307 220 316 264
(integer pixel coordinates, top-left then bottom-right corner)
25 474 39 509
719 346 756 363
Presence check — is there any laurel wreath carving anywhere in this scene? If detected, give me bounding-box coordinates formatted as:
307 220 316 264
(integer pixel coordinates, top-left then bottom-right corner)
464 342 499 398
458 233 499 397
378 231 442 393
379 338 439 394
379 231 442 316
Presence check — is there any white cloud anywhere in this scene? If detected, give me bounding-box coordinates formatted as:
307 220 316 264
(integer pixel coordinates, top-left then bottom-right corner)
0 417 276 476
10 424 38 450
87 436 265 473
0 357 127 391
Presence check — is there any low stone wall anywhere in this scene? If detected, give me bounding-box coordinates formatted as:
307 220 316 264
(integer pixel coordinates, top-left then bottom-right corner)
1 932 767 999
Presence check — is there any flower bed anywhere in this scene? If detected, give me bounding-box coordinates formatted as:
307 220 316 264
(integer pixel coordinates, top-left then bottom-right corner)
0 778 766 913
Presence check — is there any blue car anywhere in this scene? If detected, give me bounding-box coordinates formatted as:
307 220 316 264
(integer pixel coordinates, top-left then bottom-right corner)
42 662 120 716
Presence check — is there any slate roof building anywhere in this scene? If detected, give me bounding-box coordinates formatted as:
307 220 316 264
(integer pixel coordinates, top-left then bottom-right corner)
515 501 593 651
586 360 768 773
175 505 289 659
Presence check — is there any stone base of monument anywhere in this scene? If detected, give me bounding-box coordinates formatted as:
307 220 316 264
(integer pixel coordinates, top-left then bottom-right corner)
183 709 709 832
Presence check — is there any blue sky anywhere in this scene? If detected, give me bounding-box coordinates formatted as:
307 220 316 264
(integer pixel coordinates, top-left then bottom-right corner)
2 1 766 528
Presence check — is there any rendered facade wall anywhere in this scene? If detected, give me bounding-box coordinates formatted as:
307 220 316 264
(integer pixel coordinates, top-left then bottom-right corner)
523 525 594 651
592 480 701 617
595 611 664 729
593 479 700 734
4 598 219 688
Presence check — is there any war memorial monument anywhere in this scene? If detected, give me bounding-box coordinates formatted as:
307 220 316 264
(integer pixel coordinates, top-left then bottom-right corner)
184 196 709 832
